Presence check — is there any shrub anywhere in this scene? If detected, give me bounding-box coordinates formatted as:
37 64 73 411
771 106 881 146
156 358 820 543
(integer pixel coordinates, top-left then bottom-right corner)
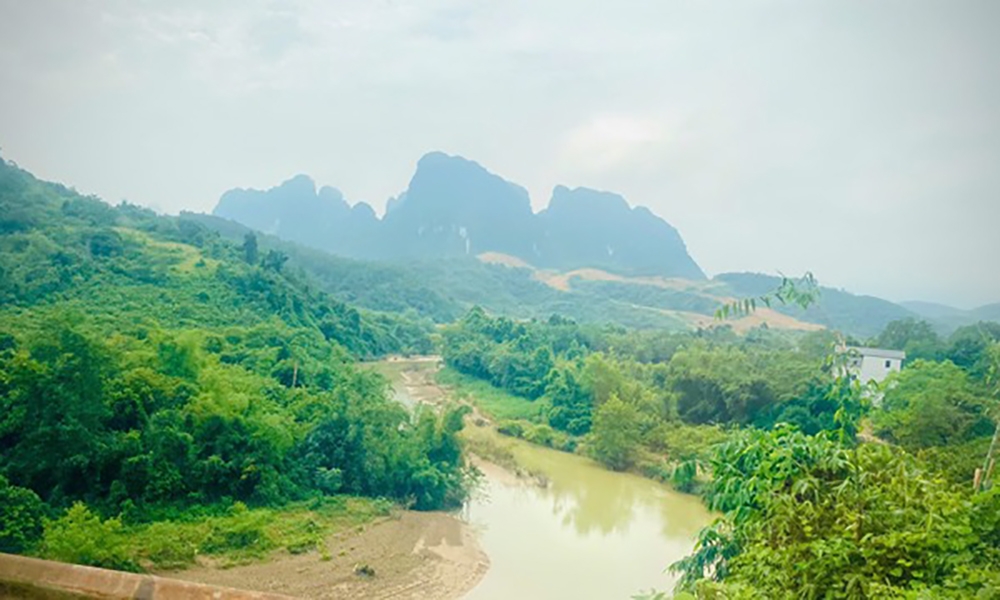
0 475 45 552
41 503 138 572
524 424 557 447
199 502 272 557
135 521 200 569
496 419 526 438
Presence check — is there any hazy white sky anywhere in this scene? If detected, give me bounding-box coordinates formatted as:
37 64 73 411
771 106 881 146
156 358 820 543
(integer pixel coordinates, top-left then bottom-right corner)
1 0 998 307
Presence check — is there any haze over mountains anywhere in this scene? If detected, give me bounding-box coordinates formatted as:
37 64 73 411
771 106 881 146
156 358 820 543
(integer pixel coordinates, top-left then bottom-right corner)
215 152 705 280
209 151 997 338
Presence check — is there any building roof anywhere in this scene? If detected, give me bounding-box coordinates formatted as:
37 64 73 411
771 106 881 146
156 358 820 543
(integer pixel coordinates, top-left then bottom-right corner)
849 346 906 360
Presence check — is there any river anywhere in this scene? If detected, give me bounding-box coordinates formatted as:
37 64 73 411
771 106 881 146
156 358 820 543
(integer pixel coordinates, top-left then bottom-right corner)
377 358 714 599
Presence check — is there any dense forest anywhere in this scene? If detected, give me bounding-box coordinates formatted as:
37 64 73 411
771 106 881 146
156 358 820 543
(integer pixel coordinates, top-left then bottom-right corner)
440 308 1000 597
0 156 471 569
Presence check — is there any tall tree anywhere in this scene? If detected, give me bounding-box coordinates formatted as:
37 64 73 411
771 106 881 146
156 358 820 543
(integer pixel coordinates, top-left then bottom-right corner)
242 232 258 265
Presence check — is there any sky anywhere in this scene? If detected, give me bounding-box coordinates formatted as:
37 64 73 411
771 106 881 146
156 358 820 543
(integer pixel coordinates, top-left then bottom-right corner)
1 0 998 308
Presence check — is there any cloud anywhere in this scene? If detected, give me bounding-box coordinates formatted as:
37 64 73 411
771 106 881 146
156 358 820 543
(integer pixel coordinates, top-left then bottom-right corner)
0 0 998 306
558 114 668 173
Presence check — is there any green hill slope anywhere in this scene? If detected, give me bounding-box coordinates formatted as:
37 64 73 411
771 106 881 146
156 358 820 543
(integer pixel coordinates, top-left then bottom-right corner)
0 156 471 566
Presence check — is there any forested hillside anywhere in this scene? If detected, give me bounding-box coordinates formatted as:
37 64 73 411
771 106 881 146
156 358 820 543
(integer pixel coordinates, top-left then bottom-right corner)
0 156 471 568
184 212 691 330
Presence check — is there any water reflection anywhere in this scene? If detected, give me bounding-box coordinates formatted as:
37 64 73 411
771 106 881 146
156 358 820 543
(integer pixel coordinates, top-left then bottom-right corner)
463 433 712 599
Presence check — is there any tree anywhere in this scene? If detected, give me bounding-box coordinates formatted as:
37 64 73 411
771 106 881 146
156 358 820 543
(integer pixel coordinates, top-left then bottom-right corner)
261 249 288 273
672 427 1000 598
873 359 994 449
545 363 593 434
0 475 45 553
947 322 1000 380
590 393 641 471
242 232 258 265
667 345 775 425
872 318 943 362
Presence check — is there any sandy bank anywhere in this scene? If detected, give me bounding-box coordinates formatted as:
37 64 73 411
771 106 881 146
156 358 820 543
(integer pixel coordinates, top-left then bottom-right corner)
168 510 488 599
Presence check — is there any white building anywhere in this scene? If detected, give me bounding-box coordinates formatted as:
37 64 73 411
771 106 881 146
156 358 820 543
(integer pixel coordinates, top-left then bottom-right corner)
843 346 906 384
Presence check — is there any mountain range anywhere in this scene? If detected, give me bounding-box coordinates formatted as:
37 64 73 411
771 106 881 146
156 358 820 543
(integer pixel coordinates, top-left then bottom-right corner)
208 152 996 338
214 152 705 280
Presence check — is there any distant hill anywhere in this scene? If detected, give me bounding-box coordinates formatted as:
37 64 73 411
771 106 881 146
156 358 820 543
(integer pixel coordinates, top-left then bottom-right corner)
901 300 1000 333
713 272 917 339
973 303 1000 321
213 152 705 280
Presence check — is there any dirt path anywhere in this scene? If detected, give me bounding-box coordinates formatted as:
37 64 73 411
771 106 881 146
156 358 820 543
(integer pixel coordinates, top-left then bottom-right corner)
169 511 488 599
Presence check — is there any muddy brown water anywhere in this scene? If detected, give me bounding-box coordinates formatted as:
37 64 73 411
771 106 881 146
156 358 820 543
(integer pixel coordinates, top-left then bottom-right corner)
463 432 711 599
377 359 714 599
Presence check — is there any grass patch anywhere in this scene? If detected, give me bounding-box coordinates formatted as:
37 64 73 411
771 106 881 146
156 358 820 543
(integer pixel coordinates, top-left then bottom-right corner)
461 424 520 471
115 228 219 273
436 367 550 422
39 497 391 572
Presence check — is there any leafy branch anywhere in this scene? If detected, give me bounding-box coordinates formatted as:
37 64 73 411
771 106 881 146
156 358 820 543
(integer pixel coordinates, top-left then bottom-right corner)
714 272 820 321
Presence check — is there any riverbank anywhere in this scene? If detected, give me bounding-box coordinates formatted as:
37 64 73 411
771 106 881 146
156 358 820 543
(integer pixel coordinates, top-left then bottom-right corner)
167 356 708 600
168 510 488 599
374 358 711 598
162 358 490 599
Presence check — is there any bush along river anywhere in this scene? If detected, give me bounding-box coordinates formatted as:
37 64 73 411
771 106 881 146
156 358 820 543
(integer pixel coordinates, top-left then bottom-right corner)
377 357 714 599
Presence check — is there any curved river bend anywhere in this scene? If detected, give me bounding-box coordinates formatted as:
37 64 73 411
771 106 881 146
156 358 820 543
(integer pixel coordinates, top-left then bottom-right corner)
378 359 714 599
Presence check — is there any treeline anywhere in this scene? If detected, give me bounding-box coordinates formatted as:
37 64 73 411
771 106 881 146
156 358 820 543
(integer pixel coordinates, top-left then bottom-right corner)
442 308 839 470
0 158 434 358
0 322 467 533
0 156 470 568
443 308 999 451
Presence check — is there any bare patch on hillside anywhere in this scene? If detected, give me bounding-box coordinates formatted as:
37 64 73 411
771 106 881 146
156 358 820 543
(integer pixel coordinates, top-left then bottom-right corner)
679 307 825 333
471 254 823 332
476 252 533 269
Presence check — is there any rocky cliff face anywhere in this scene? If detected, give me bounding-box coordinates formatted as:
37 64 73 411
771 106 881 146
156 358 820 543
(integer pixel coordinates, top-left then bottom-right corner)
214 174 380 258
213 152 705 279
377 152 537 260
535 185 704 279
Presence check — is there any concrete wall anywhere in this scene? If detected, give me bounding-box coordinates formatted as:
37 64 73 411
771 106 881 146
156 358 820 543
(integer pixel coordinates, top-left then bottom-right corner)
858 355 902 384
0 553 295 600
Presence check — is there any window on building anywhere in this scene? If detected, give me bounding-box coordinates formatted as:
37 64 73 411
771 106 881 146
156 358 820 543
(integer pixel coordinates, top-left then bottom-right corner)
885 359 891 368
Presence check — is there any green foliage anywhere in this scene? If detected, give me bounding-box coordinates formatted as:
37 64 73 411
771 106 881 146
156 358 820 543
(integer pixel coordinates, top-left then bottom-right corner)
41 503 138 572
716 272 914 338
945 322 1000 381
873 360 995 450
545 362 593 434
715 272 819 320
666 344 777 425
0 475 46 553
754 379 843 435
872 318 944 362
436 367 550 422
441 307 558 399
242 232 258 265
673 426 1000 598
0 156 474 573
590 394 642 471
34 496 387 571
